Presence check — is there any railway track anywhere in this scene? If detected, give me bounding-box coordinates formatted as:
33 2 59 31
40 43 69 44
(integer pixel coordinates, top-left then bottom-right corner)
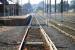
35 13 75 50
19 16 57 50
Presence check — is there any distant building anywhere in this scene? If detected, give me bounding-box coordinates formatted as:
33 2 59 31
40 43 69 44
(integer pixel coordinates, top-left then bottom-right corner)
22 3 32 15
0 4 20 16
0 4 4 16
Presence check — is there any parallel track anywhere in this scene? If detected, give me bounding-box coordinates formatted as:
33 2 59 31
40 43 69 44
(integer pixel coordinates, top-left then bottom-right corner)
19 15 57 50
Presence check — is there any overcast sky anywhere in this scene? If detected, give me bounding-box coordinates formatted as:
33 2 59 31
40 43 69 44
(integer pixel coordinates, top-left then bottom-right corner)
8 0 72 5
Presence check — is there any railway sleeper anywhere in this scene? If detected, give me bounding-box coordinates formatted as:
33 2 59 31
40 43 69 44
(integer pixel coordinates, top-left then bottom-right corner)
22 28 50 50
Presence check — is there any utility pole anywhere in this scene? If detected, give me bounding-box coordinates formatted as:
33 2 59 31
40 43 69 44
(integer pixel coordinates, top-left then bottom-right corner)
61 0 63 13
43 0 44 15
55 0 56 13
50 0 51 20
43 0 46 16
44 0 47 26
67 0 68 13
50 0 51 14
21 0 22 15
46 0 48 15
55 0 56 20
12 1 15 16
4 1 5 16
61 0 64 22
47 0 49 26
45 0 46 13
16 0 19 16
4 1 5 25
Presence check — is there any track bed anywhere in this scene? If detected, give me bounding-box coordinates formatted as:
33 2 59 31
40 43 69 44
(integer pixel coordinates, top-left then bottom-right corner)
22 27 50 50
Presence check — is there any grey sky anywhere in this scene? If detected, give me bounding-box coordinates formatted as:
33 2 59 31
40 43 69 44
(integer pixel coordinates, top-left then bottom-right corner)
4 0 72 5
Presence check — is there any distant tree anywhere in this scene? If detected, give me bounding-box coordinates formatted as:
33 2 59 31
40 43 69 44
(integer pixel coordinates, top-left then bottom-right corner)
22 3 33 15
57 1 69 12
70 0 75 12
63 1 69 11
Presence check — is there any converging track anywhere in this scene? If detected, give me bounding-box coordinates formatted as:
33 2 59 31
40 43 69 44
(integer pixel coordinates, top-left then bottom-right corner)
35 13 75 50
19 15 57 50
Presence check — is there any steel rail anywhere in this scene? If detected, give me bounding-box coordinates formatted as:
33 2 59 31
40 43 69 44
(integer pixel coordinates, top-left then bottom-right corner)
19 15 57 50
18 15 32 50
35 16 57 50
